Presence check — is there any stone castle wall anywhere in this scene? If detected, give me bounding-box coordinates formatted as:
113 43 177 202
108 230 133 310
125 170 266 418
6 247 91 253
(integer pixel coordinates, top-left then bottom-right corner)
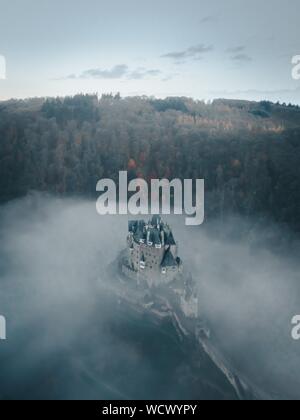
122 257 179 288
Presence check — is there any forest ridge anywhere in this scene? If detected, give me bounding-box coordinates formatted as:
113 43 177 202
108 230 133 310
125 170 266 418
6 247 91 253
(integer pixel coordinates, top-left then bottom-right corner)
0 94 300 232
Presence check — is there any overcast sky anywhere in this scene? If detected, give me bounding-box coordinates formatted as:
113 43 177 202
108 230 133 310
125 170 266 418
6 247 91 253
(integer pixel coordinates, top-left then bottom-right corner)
0 0 299 103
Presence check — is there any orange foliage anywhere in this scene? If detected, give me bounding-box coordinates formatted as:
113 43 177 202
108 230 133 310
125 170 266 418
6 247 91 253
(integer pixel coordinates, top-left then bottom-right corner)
128 158 137 169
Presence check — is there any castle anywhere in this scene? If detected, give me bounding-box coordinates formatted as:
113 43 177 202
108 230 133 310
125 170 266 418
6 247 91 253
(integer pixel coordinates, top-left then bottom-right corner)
121 215 198 319
122 215 182 286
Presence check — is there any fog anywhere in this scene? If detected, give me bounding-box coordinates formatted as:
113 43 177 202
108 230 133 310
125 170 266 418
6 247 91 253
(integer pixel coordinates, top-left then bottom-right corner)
178 217 300 399
0 194 299 399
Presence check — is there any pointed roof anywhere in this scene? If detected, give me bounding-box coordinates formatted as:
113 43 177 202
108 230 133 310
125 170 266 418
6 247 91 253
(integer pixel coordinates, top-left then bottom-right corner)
134 220 146 242
165 231 176 246
151 215 161 227
161 249 177 268
128 221 138 233
151 228 161 245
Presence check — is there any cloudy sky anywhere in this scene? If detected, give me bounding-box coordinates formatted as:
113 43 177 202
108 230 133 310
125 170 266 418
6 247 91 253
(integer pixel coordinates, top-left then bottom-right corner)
0 0 299 103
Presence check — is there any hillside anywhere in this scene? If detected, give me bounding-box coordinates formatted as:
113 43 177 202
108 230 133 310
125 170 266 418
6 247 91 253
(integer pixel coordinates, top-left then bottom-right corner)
0 94 300 232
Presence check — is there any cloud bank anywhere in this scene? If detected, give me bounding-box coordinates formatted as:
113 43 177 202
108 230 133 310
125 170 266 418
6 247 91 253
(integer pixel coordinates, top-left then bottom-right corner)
161 44 213 62
60 65 163 81
0 195 300 399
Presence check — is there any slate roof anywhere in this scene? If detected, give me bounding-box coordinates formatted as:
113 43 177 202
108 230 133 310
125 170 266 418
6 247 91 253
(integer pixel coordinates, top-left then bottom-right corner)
150 228 161 245
161 249 177 268
151 215 161 227
129 218 176 248
165 231 176 246
128 221 138 233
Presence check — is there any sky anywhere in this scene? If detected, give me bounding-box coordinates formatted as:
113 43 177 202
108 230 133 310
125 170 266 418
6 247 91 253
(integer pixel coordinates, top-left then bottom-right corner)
0 0 299 103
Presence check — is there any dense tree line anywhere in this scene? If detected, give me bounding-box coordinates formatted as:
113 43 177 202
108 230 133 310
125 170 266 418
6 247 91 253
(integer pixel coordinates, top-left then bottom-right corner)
0 94 300 232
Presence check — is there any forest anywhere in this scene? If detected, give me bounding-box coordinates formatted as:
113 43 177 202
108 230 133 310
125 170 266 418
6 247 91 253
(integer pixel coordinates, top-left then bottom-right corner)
0 94 300 233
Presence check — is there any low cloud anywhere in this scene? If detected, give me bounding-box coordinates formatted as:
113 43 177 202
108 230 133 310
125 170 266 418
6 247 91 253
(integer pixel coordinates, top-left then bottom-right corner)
81 64 129 79
1 195 300 399
199 15 216 24
161 44 213 61
231 53 252 62
226 46 252 62
58 65 163 81
63 73 77 80
227 46 246 54
127 68 162 80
